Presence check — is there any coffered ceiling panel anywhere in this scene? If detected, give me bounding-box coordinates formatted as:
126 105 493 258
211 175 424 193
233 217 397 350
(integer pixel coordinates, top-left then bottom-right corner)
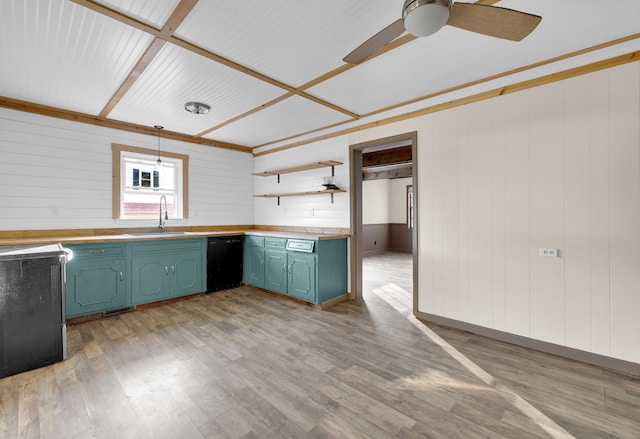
92 0 181 28
203 95 352 147
1 0 638 152
174 0 399 87
308 0 640 116
108 42 285 135
0 0 153 115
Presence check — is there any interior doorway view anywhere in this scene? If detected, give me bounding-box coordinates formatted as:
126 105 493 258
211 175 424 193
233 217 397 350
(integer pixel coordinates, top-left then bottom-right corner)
349 132 417 309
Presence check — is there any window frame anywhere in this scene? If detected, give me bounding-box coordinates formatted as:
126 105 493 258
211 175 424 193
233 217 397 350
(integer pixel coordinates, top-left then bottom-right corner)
406 184 414 229
112 143 189 220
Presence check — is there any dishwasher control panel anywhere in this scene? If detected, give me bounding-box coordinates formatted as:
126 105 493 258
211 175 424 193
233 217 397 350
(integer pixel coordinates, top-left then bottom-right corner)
285 239 315 253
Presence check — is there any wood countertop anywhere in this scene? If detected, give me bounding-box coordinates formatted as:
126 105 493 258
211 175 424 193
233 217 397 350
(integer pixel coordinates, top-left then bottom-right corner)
0 229 350 246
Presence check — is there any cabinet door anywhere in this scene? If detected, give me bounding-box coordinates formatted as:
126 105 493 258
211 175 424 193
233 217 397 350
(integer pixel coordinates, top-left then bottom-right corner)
171 251 203 297
287 253 316 302
131 254 170 305
243 246 265 287
264 249 287 294
65 258 126 318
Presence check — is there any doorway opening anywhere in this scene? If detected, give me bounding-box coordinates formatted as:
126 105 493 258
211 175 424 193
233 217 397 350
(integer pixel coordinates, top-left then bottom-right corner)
349 132 418 312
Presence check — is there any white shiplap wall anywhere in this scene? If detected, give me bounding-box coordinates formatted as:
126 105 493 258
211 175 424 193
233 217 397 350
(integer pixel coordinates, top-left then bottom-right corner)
253 136 350 228
350 61 640 365
0 108 254 230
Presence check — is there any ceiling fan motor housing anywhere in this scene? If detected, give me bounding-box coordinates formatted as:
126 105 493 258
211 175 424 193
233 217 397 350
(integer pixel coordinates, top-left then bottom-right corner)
402 0 452 37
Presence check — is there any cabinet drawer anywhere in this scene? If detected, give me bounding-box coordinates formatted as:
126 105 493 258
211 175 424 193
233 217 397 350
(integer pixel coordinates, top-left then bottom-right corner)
245 236 264 247
265 237 287 249
67 243 126 258
130 238 203 254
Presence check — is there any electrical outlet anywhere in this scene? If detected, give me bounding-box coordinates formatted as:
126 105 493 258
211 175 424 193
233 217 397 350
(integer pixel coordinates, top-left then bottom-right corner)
539 248 558 257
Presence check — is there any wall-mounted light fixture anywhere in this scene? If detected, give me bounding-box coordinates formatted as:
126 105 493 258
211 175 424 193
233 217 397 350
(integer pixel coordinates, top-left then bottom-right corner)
184 102 210 114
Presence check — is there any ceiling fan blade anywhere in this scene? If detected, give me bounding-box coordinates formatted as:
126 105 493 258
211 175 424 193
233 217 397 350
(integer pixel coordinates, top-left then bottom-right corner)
343 19 405 64
447 3 541 42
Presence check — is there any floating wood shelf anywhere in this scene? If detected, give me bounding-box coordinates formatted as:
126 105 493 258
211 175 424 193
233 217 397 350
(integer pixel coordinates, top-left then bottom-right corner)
254 189 346 205
252 160 343 177
254 189 346 198
253 160 346 204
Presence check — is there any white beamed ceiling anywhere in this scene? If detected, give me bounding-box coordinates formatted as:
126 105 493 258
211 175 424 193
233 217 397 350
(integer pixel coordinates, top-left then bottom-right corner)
0 0 639 151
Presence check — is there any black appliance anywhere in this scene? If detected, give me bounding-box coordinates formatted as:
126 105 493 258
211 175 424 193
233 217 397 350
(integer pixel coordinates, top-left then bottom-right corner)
0 243 67 378
207 236 243 292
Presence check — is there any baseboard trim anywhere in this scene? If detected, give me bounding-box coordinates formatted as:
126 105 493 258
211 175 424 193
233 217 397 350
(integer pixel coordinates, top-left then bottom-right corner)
416 311 640 378
315 293 349 310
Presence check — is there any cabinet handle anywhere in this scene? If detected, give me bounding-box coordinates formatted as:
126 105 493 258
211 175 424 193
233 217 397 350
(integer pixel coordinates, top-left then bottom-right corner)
171 266 175 275
119 272 123 282
165 266 169 275
288 264 293 274
89 250 105 254
282 264 287 273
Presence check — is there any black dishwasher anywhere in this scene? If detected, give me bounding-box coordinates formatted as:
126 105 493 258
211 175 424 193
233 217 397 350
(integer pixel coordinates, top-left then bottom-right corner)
207 236 243 292
0 243 67 378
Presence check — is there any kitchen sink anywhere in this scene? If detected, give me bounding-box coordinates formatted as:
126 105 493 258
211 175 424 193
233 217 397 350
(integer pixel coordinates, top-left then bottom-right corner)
123 231 196 238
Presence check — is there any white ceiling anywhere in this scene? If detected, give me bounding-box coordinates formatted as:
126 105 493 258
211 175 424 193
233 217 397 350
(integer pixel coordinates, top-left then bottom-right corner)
0 0 638 153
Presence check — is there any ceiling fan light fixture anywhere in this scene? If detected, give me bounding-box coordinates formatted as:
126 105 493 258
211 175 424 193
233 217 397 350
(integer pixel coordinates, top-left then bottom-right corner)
402 0 451 37
184 101 210 115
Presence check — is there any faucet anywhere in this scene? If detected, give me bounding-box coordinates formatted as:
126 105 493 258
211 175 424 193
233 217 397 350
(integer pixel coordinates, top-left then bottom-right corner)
159 195 168 231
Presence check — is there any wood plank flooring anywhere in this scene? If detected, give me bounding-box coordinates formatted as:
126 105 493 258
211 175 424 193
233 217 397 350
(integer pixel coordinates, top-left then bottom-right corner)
0 251 638 438
364 251 640 439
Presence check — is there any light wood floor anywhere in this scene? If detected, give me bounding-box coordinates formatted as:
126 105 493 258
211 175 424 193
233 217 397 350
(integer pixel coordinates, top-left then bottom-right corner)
1 252 638 438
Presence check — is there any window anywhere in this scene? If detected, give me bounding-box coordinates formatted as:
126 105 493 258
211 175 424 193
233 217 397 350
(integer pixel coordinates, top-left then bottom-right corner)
112 144 188 220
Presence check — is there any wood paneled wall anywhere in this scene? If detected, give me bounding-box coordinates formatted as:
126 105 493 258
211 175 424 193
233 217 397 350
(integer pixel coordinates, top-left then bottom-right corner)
351 61 640 365
0 108 254 231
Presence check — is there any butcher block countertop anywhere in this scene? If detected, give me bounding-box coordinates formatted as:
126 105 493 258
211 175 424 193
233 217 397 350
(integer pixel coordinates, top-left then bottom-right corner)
0 227 350 246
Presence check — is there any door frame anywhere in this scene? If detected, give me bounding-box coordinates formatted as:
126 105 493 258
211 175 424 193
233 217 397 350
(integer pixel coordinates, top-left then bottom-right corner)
349 131 418 313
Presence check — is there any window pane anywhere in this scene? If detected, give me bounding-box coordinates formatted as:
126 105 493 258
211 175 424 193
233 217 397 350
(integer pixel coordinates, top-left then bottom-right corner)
123 193 176 217
120 151 182 219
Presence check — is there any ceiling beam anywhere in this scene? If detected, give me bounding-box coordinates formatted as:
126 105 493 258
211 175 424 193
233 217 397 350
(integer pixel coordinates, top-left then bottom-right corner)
99 38 166 118
362 145 413 168
85 0 197 118
0 96 252 153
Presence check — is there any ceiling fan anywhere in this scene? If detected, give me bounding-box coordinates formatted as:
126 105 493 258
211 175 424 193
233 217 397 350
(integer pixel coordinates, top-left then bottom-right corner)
344 0 542 64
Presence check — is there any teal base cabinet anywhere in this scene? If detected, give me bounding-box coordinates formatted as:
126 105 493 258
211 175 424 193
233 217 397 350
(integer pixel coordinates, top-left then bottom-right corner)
65 243 127 318
315 239 348 304
65 238 206 318
244 235 347 306
287 252 316 302
243 236 265 287
130 239 206 305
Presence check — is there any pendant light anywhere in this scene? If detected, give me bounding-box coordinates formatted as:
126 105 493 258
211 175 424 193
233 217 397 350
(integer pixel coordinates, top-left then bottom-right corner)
154 125 164 169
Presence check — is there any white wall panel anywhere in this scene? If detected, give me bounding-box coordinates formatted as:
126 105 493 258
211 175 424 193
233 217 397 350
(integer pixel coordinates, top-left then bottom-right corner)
349 61 640 365
528 81 566 346
588 70 611 356
0 108 253 230
608 62 640 362
563 74 592 352
467 100 494 328
504 91 531 337
362 180 389 225
440 110 461 320
491 99 507 332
